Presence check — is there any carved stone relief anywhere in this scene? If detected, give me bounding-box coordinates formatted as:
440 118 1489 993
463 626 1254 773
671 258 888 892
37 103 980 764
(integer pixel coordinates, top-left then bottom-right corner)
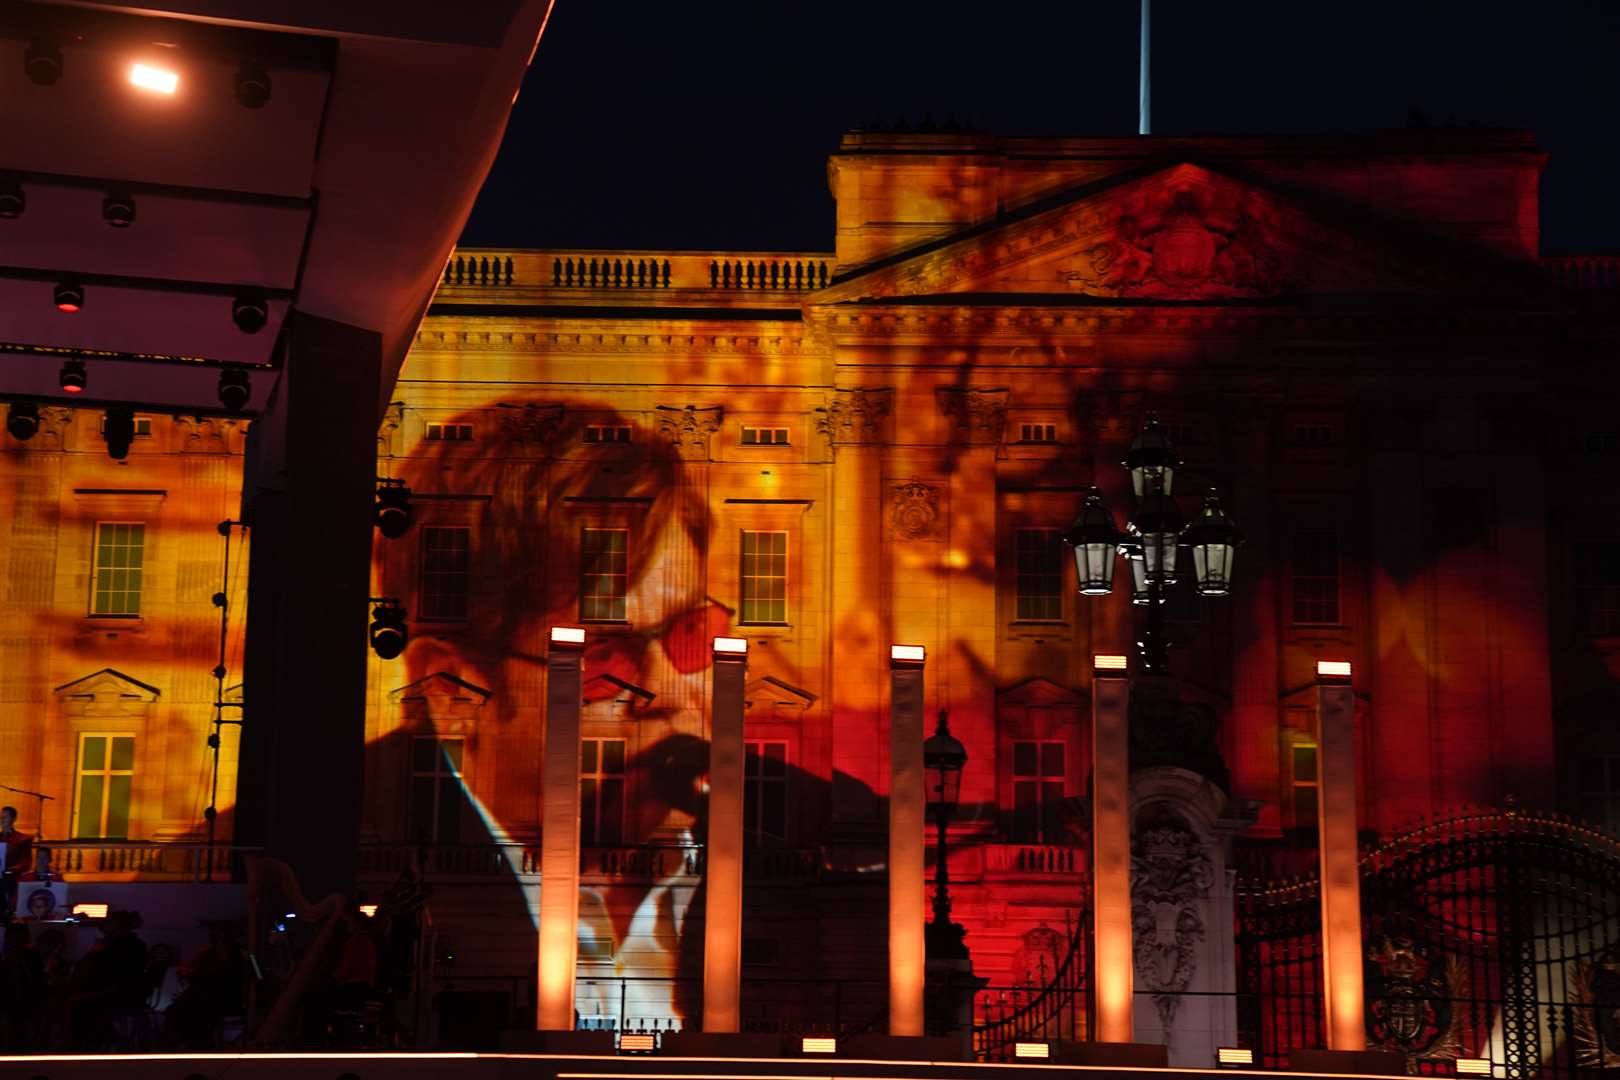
496 402 565 453
1061 193 1291 299
655 404 723 460
176 416 241 454
377 402 404 456
815 387 893 448
889 480 940 541
936 387 1008 445
1131 810 1215 1036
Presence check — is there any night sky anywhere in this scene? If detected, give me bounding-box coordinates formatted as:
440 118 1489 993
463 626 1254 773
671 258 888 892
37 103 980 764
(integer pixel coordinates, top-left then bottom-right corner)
460 1 1619 256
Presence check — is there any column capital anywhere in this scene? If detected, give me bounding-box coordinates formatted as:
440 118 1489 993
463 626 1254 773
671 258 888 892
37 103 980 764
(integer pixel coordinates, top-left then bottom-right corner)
936 386 1007 445
497 402 566 457
655 403 723 460
816 387 893 448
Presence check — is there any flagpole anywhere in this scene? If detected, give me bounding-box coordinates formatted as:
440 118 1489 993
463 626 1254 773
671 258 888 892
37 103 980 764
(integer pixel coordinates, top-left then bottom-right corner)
1138 0 1151 135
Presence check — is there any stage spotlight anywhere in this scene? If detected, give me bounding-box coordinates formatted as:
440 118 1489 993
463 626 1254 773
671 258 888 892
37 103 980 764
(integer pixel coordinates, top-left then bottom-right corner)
232 292 268 334
54 280 84 313
24 39 63 85
0 174 23 219
129 62 178 95
103 405 135 460
7 402 40 441
103 189 136 227
217 368 251 411
59 359 86 393
235 59 271 108
369 600 408 660
374 478 413 539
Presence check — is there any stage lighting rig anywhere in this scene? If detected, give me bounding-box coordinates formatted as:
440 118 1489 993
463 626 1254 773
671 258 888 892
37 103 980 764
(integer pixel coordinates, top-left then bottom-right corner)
374 478 413 539
59 359 86 393
103 189 136 227
24 39 62 85
217 369 251 411
369 598 408 660
0 175 23 219
55 280 84 313
235 59 271 107
232 292 268 334
7 402 40 442
103 405 135 460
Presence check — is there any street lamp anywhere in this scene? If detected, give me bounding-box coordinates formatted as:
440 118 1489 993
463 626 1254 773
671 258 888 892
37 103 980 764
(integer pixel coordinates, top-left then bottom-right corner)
924 709 968 954
1064 418 1244 673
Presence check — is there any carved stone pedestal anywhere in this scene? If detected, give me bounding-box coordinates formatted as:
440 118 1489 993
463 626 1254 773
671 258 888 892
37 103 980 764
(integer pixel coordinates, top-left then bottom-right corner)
1129 766 1249 1068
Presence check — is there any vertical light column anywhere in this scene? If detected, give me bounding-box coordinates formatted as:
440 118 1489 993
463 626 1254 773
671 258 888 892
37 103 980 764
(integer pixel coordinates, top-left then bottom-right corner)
1092 654 1134 1043
889 643 927 1037
537 626 585 1031
703 636 749 1033
1315 660 1365 1051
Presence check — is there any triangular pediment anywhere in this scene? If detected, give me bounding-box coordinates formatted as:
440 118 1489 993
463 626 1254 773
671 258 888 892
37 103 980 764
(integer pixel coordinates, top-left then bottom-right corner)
53 668 160 702
998 676 1085 708
818 162 1540 304
582 672 656 706
745 674 817 710
388 671 492 706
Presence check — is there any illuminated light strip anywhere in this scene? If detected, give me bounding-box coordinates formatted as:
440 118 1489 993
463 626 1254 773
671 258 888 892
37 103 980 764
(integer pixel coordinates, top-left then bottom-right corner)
549 625 585 646
889 643 925 663
130 63 179 94
1217 1046 1255 1067
712 635 748 655
71 902 109 919
1093 653 1128 673
1456 1059 1492 1076
617 1032 656 1053
358 903 378 917
800 1036 836 1054
1316 659 1352 679
1013 1041 1050 1059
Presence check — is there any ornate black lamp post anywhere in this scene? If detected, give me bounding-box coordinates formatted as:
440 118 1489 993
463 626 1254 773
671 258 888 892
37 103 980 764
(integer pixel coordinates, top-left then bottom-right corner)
1063 419 1244 673
924 709 968 955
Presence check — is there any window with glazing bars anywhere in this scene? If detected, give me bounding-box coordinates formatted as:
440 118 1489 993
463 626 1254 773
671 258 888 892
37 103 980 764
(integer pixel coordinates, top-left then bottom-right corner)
581 738 626 846
1015 528 1064 620
91 522 145 616
1012 740 1065 843
1290 738 1320 829
580 528 628 621
409 737 464 843
740 530 787 624
420 526 470 620
74 734 134 838
745 741 788 846
1291 530 1341 625
741 426 790 445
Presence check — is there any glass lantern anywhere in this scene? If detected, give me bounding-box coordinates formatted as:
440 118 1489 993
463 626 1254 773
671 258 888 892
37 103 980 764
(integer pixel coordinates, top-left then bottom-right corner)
1123 418 1181 498
1063 489 1123 596
1181 492 1243 597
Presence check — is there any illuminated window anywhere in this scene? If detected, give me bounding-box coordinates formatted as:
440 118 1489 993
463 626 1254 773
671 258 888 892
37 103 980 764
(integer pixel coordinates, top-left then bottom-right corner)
1291 531 1340 625
1288 737 1320 829
1577 755 1620 833
740 531 788 624
1019 423 1057 443
1012 740 1065 843
1015 528 1064 621
420 526 470 620
580 528 628 621
581 738 626 846
425 422 473 442
745 741 788 847
741 426 789 446
1575 543 1620 636
91 522 145 617
409 737 464 843
74 734 134 839
584 425 632 444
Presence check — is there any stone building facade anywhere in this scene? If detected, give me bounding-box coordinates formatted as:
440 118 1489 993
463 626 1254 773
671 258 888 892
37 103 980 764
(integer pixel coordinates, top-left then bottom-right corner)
3 127 1617 1037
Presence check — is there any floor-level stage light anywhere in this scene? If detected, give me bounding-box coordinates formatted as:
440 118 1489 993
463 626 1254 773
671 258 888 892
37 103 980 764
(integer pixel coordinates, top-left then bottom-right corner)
235 58 271 107
7 402 40 441
0 174 23 219
617 1032 656 1053
232 292 268 333
25 39 62 85
1013 1041 1050 1059
374 478 413 538
103 189 136 227
130 62 178 95
59 358 86 393
1455 1059 1491 1076
800 1036 836 1054
369 599 408 660
54 280 84 313
218 368 251 411
1216 1046 1254 1067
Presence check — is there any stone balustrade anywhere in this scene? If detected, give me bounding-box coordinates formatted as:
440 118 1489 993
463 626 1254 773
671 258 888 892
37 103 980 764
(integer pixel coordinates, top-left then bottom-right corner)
436 248 836 296
1545 254 1620 291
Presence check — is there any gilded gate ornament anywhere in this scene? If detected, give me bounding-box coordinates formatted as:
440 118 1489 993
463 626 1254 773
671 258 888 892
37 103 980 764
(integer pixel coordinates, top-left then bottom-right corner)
1363 926 1467 1066
1572 945 1620 1068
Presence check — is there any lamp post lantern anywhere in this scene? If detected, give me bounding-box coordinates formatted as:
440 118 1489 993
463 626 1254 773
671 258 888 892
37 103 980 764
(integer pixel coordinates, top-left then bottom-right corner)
1065 418 1244 674
923 709 968 955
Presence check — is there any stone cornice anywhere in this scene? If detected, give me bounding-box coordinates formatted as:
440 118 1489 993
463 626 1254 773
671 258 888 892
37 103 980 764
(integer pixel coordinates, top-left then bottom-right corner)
412 324 810 357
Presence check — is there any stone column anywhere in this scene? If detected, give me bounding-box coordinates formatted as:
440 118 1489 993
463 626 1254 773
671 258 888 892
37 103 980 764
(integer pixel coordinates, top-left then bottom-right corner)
702 637 748 1033
537 627 585 1031
1091 654 1134 1043
1226 396 1281 832
819 389 893 827
237 312 380 900
889 644 927 1037
1315 661 1365 1051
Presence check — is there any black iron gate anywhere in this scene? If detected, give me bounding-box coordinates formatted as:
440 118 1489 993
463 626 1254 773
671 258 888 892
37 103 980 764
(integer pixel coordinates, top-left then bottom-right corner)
1239 809 1620 1077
